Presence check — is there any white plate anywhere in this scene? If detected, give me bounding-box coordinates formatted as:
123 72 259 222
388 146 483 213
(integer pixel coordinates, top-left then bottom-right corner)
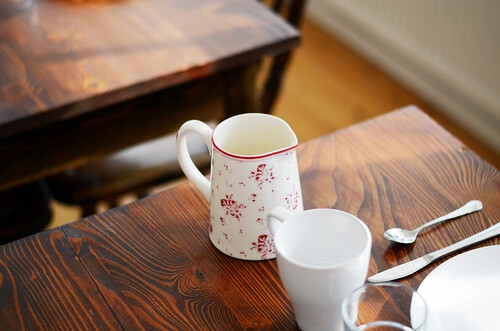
417 245 500 331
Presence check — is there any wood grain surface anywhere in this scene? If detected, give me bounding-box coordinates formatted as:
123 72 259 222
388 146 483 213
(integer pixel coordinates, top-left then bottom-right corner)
0 0 299 190
1 107 498 329
0 0 298 136
0 229 122 330
0 76 226 190
297 106 499 287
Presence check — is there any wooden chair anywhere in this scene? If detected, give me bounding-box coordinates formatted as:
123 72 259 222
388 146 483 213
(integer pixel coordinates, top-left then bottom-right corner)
47 0 307 217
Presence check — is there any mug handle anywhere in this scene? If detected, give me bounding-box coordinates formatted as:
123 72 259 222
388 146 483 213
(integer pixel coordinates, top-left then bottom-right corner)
267 206 294 237
176 120 213 202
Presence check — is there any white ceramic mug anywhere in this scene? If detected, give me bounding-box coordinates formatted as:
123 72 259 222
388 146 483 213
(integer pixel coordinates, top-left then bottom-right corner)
176 113 303 260
267 206 372 331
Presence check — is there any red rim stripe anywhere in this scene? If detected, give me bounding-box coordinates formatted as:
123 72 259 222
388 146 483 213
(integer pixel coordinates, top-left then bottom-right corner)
212 136 297 160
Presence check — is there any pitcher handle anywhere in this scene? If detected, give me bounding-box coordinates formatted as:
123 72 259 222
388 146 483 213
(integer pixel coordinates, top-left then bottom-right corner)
267 206 294 237
176 120 213 202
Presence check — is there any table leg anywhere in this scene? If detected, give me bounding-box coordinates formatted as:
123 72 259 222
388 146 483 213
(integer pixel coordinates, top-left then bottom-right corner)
223 62 261 117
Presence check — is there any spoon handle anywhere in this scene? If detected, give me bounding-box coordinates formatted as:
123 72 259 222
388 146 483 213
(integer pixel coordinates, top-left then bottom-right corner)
414 200 483 233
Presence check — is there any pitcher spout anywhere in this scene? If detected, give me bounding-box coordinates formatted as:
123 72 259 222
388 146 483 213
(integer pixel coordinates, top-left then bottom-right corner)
212 113 297 160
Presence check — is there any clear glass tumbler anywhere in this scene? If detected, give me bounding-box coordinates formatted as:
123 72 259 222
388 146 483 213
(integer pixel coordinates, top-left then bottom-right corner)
341 282 427 331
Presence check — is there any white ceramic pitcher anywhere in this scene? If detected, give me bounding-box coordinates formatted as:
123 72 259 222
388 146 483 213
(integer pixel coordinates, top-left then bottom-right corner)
176 113 303 260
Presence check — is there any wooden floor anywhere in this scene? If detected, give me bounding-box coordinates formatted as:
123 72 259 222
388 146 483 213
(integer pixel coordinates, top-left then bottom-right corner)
273 19 499 167
48 18 499 229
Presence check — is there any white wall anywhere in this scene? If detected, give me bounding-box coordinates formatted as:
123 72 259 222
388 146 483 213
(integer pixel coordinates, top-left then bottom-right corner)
308 0 500 153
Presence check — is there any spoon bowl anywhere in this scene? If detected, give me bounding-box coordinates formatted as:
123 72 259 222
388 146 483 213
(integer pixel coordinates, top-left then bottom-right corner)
384 200 483 244
384 228 421 244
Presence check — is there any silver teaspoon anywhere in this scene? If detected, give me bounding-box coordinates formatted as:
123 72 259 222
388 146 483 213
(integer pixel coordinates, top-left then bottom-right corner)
384 200 483 244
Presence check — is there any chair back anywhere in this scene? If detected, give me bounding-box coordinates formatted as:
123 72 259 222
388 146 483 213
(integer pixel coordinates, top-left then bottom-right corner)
259 0 307 114
261 0 306 27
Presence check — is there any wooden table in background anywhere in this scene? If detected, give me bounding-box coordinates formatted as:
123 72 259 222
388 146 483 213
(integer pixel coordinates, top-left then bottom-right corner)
1 106 498 329
0 0 299 190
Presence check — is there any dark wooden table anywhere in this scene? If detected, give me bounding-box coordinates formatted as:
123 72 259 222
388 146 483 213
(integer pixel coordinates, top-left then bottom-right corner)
0 0 299 191
1 106 498 329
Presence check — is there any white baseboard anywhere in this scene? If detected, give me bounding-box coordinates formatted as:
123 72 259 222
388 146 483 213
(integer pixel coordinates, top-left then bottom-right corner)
307 0 500 154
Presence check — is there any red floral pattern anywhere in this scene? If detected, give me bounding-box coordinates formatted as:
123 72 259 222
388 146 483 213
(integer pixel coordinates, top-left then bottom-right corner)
249 164 275 189
206 147 300 260
221 194 246 220
285 189 301 210
250 234 275 259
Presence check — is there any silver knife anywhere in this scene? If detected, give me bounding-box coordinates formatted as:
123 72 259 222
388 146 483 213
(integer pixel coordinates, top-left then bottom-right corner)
368 221 500 282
